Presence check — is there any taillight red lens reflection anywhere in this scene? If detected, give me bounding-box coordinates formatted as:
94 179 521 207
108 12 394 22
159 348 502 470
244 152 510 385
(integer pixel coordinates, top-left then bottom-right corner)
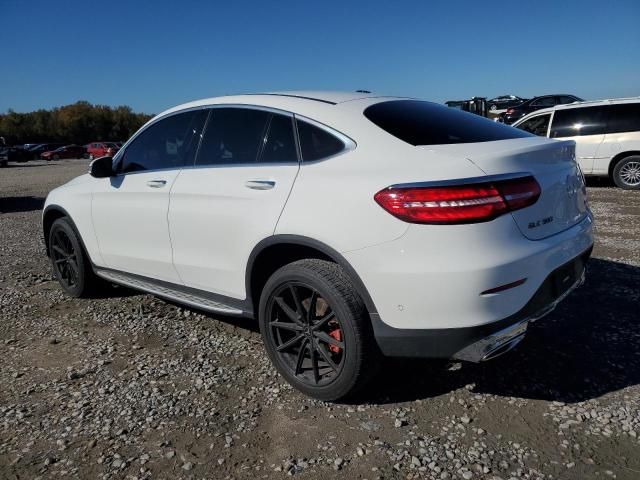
374 176 541 225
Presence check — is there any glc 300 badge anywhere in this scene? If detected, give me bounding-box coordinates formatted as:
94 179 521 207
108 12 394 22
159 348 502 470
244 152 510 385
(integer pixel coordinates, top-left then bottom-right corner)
528 216 554 229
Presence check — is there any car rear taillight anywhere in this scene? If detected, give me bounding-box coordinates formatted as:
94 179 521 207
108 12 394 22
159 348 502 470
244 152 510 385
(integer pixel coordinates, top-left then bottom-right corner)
506 108 514 114
374 176 540 224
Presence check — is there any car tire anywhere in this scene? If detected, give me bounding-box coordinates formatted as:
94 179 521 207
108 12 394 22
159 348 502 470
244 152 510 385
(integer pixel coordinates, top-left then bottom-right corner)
53 154 60 160
612 155 640 190
259 259 380 401
48 217 101 297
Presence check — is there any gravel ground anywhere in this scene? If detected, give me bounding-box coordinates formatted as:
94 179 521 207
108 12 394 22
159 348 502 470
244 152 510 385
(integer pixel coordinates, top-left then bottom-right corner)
1 159 639 480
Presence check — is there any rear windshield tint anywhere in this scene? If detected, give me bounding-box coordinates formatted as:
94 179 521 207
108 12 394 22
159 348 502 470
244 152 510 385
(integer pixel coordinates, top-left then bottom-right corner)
364 100 532 146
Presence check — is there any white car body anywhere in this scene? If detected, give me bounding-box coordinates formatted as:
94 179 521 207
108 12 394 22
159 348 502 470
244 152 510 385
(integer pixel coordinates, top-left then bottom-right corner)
44 91 593 362
513 97 640 180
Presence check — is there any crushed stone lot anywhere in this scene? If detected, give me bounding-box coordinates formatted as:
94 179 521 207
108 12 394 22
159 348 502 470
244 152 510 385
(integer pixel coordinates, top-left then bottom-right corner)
1 158 639 480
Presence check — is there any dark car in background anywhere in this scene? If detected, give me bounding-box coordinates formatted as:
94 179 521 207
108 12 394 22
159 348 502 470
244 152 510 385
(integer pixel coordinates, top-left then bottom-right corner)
86 142 119 159
0 145 31 163
41 144 86 161
487 95 527 112
499 94 583 124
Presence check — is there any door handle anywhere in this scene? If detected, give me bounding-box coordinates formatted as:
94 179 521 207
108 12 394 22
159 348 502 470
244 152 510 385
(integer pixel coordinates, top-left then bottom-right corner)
146 179 167 188
245 180 276 190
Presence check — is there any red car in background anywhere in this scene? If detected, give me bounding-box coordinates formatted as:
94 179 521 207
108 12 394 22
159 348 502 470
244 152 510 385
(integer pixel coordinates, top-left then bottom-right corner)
86 142 120 159
41 144 87 161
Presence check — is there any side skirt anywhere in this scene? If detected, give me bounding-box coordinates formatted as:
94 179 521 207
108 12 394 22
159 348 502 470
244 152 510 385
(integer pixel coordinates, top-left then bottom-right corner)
94 268 252 318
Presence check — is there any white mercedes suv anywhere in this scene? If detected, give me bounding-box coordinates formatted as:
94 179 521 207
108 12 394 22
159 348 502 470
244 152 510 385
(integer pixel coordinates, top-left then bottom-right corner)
43 91 593 400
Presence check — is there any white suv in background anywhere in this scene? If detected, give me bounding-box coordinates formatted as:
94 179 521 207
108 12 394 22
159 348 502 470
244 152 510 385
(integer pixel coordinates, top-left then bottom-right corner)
43 92 593 400
513 97 640 189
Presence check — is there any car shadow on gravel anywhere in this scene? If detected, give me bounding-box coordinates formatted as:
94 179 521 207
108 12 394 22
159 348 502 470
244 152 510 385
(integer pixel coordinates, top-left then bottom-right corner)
366 258 640 405
0 195 45 213
585 177 614 188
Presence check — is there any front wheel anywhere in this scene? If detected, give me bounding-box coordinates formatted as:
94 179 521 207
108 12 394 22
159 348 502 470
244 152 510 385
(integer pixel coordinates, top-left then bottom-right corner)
613 155 640 190
48 218 100 297
259 259 380 401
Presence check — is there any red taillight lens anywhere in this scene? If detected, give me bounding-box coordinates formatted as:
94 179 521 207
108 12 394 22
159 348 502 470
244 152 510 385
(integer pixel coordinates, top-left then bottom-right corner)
374 176 540 225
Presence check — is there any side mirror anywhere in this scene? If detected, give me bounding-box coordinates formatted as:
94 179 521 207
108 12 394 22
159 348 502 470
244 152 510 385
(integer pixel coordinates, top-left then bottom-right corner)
89 156 114 178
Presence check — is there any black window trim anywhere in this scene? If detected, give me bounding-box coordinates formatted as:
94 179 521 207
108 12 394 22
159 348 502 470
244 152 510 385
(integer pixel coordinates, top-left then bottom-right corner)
113 103 356 174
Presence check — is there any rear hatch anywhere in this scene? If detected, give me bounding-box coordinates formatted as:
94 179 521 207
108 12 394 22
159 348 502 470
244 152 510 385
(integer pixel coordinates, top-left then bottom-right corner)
426 137 589 240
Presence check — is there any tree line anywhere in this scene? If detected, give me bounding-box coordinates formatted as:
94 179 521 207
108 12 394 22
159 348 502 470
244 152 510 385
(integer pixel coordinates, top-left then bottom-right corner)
0 101 153 145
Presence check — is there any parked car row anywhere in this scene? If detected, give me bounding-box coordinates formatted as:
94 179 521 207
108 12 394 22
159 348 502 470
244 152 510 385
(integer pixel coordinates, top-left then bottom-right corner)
498 94 584 124
445 94 584 123
0 141 122 166
512 97 640 189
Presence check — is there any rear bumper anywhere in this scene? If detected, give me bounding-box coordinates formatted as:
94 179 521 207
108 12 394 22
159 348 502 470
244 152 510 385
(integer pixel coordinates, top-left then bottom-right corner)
370 246 591 359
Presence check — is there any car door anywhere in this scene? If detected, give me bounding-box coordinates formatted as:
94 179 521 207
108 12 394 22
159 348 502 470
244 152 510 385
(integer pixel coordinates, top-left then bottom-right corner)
549 105 608 174
169 106 300 298
595 103 640 174
91 109 208 283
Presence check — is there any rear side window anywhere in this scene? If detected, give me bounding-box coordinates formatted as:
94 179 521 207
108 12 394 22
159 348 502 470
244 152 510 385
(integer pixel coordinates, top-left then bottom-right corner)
196 108 270 166
297 120 346 161
118 110 207 173
606 103 640 134
261 114 298 164
559 96 579 104
531 97 556 107
516 114 551 137
550 106 608 138
364 100 532 146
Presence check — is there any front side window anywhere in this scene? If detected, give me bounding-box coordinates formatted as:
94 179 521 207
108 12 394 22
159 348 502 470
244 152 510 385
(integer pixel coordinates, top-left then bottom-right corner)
296 119 346 161
118 110 207 173
606 103 640 134
364 100 531 146
550 106 608 138
516 114 551 137
196 108 271 166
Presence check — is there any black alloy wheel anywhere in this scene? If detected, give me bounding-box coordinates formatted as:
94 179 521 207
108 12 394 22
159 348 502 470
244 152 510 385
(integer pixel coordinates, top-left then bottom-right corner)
259 259 380 401
48 217 101 297
266 282 345 386
50 226 80 290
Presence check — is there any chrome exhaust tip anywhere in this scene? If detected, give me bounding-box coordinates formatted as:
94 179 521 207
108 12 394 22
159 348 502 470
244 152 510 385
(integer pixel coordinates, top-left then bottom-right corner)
480 333 526 362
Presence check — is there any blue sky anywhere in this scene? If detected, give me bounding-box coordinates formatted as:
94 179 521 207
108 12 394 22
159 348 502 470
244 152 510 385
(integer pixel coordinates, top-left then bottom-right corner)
1 0 639 114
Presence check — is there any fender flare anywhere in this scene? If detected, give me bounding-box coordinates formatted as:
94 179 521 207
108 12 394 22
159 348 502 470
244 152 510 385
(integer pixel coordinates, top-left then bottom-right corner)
42 205 92 262
245 234 379 316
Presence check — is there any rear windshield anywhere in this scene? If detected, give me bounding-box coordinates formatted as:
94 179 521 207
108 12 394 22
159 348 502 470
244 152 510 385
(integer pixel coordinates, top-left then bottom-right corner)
364 100 532 146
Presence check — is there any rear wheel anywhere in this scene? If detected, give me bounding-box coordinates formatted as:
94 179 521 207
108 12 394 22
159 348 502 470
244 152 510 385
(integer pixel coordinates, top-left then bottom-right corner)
53 154 60 160
612 155 640 190
48 218 100 297
259 259 380 401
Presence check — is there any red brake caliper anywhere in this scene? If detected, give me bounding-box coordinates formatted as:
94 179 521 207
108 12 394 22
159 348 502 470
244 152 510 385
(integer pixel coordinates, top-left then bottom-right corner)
328 328 342 354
